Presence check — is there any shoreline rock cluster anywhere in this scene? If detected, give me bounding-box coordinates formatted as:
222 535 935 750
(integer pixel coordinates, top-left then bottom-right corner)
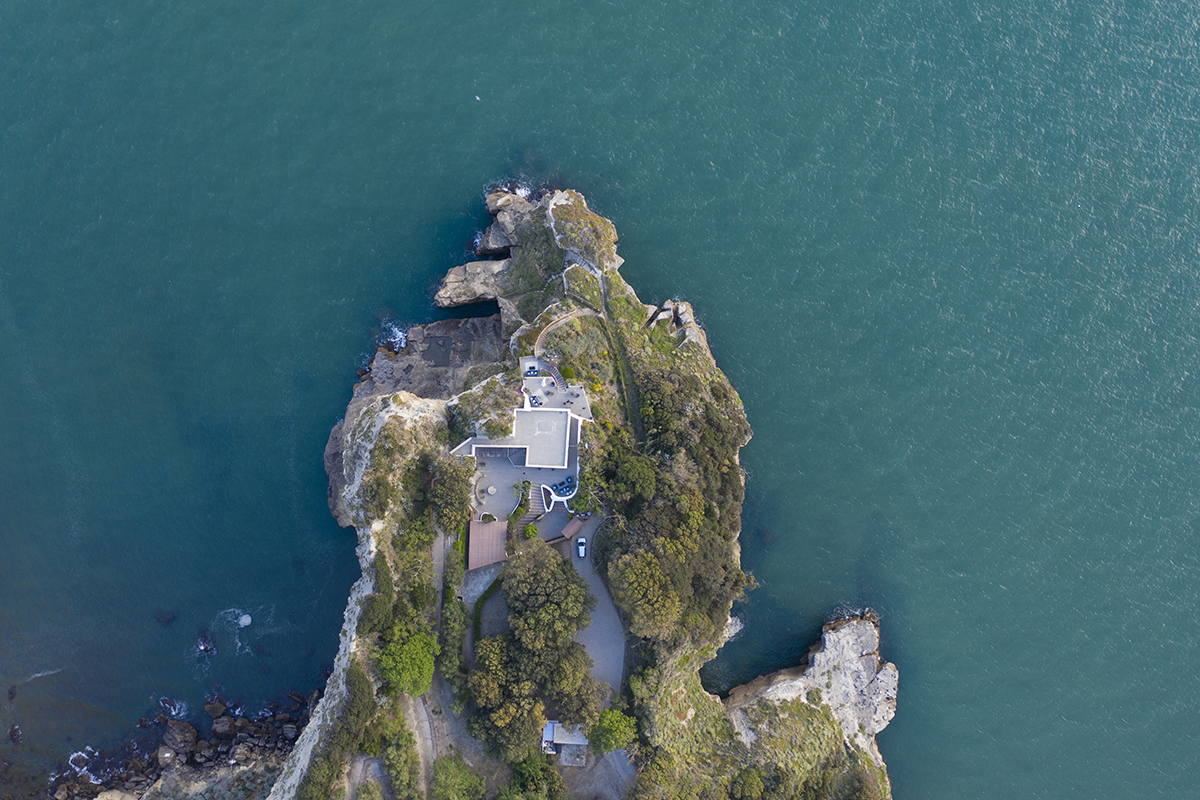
46 690 319 800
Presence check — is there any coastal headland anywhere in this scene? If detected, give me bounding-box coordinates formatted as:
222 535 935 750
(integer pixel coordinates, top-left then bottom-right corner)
295 185 899 800
44 187 898 800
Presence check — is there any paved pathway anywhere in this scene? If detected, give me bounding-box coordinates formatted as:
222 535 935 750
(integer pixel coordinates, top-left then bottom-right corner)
568 517 625 693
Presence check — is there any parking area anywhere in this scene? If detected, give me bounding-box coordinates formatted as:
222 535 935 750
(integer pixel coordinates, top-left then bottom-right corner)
559 517 624 694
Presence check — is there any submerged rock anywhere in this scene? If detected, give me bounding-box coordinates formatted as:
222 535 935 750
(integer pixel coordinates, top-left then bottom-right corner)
8 724 23 744
7 684 15 700
197 630 216 655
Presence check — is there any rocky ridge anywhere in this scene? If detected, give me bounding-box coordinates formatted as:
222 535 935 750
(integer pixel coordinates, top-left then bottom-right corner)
47 695 318 800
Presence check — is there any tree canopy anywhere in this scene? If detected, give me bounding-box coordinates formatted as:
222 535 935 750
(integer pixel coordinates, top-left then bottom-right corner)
588 708 637 754
469 540 607 760
609 550 682 642
502 539 596 652
378 623 440 698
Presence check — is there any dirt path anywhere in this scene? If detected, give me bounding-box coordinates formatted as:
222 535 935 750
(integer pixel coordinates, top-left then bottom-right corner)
399 693 434 796
345 754 393 800
563 749 637 800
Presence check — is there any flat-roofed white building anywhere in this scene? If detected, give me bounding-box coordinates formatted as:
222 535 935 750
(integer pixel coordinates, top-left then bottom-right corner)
452 358 591 538
451 407 576 469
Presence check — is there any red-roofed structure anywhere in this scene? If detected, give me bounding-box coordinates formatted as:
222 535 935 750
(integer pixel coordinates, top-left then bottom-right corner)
467 519 508 571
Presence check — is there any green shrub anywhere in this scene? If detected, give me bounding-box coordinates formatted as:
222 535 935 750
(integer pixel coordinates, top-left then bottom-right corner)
378 626 440 698
445 539 466 590
358 553 396 638
397 514 436 551
383 726 421 799
432 754 485 800
500 754 568 800
522 523 539 539
357 782 384 800
484 416 512 440
589 708 637 754
438 599 468 692
410 577 439 611
430 457 474 534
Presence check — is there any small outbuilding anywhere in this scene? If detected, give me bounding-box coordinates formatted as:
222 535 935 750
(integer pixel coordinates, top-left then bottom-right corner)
541 720 588 766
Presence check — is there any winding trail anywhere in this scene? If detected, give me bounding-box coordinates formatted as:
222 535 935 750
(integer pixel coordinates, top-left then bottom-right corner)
533 308 600 357
345 755 393 800
399 693 434 796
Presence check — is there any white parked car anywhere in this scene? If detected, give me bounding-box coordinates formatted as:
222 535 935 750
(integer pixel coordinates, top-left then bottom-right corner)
576 537 587 559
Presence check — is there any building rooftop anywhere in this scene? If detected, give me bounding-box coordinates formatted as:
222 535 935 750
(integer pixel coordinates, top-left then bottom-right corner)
467 519 508 571
511 408 571 469
552 722 589 746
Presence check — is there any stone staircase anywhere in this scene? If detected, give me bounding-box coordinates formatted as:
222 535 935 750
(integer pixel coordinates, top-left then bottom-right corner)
516 483 546 528
543 364 567 391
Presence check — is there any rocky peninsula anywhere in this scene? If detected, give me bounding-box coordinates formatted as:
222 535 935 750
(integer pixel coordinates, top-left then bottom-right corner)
288 185 899 800
47 186 897 800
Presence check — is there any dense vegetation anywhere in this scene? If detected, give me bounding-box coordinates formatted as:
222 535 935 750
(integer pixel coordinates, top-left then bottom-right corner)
497 754 569 800
296 661 378 800
440 535 470 712
467 540 606 762
432 753 486 800
363 709 422 800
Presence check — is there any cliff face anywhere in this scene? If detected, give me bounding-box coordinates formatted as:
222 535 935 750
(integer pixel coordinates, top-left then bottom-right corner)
724 613 898 770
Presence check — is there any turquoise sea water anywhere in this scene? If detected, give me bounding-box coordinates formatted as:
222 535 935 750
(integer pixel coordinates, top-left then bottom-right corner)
3 0 1199 796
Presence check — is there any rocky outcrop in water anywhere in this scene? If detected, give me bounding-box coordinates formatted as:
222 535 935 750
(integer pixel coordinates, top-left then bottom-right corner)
723 612 899 768
433 259 510 307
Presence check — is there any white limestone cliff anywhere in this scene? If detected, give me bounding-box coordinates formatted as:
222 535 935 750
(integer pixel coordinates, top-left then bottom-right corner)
723 612 898 767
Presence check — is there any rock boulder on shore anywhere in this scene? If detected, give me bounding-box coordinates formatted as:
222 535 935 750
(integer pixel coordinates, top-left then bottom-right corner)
163 720 198 755
433 259 510 307
211 716 236 739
